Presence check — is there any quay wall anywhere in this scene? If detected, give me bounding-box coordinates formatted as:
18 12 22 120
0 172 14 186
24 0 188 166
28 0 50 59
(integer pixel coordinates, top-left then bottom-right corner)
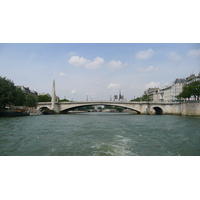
180 101 200 116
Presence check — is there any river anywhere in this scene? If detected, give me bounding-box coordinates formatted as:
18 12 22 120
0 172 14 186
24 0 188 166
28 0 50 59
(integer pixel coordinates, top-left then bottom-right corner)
0 113 200 156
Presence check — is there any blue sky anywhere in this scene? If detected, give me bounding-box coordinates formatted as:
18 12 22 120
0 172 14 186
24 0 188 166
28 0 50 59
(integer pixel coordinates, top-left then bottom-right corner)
0 43 199 101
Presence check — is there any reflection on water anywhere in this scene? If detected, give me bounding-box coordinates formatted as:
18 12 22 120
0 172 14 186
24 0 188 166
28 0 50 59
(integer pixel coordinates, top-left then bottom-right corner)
0 113 200 156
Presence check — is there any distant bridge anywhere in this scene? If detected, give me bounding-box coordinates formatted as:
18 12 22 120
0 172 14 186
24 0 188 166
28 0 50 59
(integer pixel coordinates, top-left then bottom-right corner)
37 101 182 115
36 80 200 116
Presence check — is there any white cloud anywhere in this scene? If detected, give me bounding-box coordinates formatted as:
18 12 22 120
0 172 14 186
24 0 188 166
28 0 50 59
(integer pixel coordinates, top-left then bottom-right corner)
59 72 66 76
107 83 121 89
136 48 154 59
167 51 182 61
136 66 158 73
187 49 200 58
68 56 104 69
70 90 76 94
145 81 160 89
107 60 127 69
85 57 104 69
68 56 89 66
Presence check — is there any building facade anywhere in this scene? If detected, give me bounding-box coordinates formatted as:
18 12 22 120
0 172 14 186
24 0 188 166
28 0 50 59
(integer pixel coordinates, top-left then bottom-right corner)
144 73 200 102
16 85 38 96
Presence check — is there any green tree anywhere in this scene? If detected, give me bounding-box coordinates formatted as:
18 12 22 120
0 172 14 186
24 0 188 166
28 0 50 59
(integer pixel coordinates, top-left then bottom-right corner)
25 94 37 107
37 94 51 102
0 76 16 109
14 87 26 106
130 97 141 102
58 98 70 102
130 94 150 102
141 94 151 101
178 81 200 100
116 107 124 112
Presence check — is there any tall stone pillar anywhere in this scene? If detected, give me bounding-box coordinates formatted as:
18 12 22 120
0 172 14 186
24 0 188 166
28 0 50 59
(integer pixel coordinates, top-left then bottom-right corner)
51 79 56 110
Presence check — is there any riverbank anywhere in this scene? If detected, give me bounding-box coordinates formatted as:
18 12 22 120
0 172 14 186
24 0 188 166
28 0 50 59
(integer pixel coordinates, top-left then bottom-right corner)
0 110 30 117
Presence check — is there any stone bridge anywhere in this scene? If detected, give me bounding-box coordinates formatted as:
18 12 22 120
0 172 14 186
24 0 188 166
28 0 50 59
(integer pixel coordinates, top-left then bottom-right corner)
36 80 200 116
37 101 183 115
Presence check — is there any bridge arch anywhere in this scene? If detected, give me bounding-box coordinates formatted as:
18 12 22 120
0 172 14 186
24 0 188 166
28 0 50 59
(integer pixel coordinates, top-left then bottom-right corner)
59 103 141 114
37 105 51 111
153 107 163 115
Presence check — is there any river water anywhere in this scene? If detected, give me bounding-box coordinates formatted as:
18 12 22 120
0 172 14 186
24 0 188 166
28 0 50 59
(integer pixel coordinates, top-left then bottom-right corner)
0 113 200 156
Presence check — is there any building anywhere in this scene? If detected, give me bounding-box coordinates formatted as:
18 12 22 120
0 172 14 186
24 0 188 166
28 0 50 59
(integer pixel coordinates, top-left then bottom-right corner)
144 73 200 102
144 88 159 101
154 79 185 102
171 78 185 101
113 90 125 101
16 85 38 96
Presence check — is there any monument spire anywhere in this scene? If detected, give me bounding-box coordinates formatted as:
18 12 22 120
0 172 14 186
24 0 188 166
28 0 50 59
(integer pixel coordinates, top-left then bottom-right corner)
119 89 121 101
51 79 56 110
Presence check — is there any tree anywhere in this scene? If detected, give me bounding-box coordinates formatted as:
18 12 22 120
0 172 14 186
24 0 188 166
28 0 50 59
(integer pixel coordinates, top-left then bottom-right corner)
178 81 200 100
141 94 151 101
14 87 26 106
25 94 37 107
37 94 51 102
116 107 124 112
0 76 16 109
58 98 70 102
130 94 150 102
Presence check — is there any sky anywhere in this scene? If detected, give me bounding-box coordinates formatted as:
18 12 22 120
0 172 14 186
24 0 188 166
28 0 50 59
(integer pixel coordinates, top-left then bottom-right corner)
0 43 200 101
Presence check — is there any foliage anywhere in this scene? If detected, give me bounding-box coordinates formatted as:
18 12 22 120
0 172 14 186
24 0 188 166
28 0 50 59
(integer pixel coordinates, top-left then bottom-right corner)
104 105 124 112
178 81 200 100
37 94 51 102
116 107 124 112
0 76 16 108
130 94 151 102
58 98 70 102
78 106 94 110
25 94 38 107
104 105 114 109
14 87 26 106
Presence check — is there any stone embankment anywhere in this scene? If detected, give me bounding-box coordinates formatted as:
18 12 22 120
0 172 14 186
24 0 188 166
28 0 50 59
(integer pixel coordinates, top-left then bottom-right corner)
180 101 200 116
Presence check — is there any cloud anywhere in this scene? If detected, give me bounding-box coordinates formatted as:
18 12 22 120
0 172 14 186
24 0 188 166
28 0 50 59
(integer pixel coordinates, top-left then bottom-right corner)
68 56 104 69
107 60 127 69
107 83 121 89
68 56 89 66
85 57 104 69
136 66 158 73
145 81 160 88
167 51 182 61
187 49 200 58
136 48 154 59
59 72 66 76
70 90 76 94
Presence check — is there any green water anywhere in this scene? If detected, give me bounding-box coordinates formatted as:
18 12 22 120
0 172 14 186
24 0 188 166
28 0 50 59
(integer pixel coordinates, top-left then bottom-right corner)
0 113 200 156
